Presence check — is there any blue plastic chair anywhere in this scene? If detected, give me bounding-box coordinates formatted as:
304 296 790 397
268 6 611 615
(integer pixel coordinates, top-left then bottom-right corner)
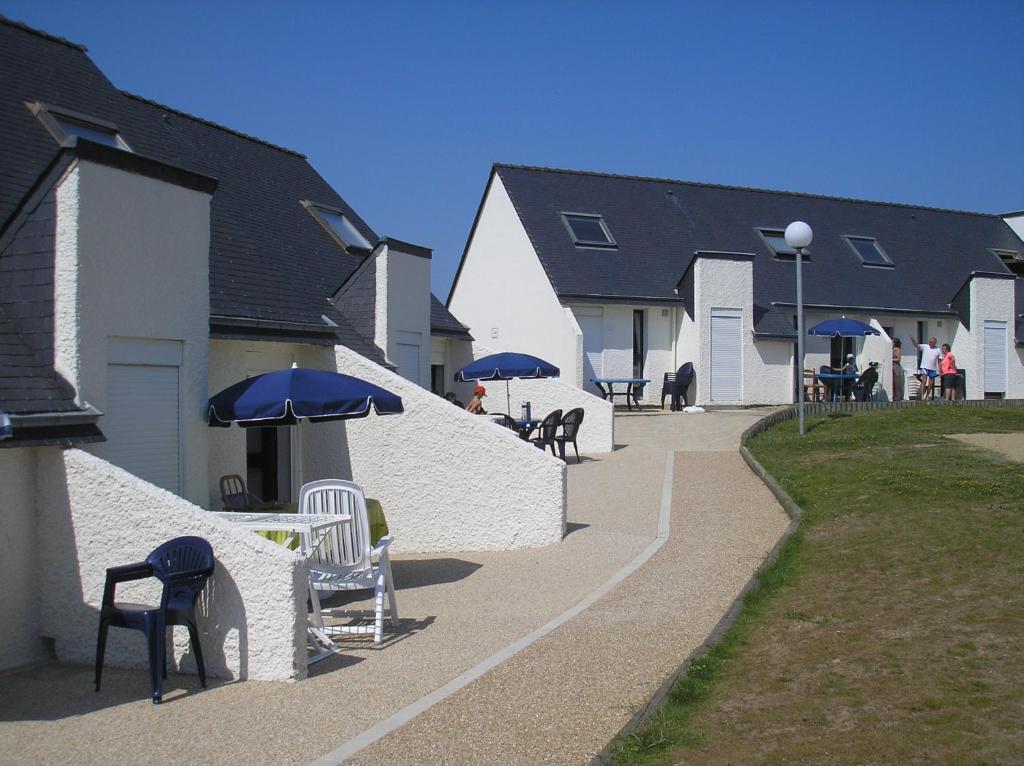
94 536 215 704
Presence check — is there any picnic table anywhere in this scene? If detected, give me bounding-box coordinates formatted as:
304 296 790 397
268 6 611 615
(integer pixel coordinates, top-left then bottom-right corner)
211 509 355 662
244 500 389 547
592 378 650 411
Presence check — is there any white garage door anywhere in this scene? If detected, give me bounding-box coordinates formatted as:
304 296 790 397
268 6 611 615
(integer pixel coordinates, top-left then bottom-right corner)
105 363 181 493
397 343 421 386
711 308 742 401
984 320 1007 394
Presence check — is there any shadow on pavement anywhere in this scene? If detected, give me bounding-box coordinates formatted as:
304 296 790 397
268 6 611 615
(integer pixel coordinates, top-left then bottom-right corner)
0 661 232 720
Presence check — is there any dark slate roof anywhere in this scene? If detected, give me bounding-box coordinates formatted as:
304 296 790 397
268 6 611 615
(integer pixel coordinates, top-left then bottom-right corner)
0 306 77 414
430 295 472 339
0 15 393 408
493 165 1023 325
0 15 379 330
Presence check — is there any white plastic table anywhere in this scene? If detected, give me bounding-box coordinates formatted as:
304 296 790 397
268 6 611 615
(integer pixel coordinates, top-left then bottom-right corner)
212 510 353 664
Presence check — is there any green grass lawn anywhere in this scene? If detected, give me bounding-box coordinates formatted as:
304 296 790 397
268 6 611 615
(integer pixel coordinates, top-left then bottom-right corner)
612 406 1024 765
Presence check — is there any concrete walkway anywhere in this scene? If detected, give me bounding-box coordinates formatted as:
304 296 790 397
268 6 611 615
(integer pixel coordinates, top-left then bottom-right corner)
0 408 789 766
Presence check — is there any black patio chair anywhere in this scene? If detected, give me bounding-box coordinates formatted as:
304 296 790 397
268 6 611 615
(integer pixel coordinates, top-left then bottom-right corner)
219 474 265 512
553 408 585 462
672 362 694 410
95 536 215 704
530 409 562 456
491 413 522 437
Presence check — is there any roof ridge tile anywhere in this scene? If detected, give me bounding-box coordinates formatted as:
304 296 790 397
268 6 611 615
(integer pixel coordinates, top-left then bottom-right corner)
0 14 87 51
493 163 1002 219
121 91 307 159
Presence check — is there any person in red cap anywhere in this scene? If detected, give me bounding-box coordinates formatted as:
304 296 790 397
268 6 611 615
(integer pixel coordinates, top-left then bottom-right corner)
466 385 487 414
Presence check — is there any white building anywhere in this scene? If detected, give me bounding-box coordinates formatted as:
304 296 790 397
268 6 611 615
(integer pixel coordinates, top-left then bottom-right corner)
0 19 565 679
449 165 1024 405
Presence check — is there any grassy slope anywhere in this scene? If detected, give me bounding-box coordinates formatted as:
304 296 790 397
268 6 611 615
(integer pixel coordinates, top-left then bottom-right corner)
612 407 1024 765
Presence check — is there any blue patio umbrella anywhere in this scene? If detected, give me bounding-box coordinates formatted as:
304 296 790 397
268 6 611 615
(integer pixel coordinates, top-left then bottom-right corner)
455 352 560 415
208 364 403 427
807 317 880 337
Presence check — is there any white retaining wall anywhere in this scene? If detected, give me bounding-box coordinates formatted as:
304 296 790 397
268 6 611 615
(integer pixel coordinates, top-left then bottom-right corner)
0 448 48 671
36 449 307 681
471 342 614 454
336 344 566 552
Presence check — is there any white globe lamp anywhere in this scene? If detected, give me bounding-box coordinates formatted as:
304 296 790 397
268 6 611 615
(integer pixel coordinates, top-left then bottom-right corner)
784 220 813 250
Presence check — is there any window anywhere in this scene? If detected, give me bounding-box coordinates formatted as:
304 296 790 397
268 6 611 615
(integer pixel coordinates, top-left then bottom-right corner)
303 201 373 252
27 101 131 151
561 212 616 248
756 229 802 259
632 309 645 378
844 235 893 267
991 248 1024 275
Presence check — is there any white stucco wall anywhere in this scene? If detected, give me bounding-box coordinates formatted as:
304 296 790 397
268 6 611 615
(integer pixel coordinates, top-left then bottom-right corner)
693 257 790 405
0 448 49 671
207 340 350 509
448 173 579 382
335 344 566 552
383 245 432 387
35 449 307 681
864 321 893 400
471 342 614 454
433 335 476 403
1003 214 1024 243
963 277 1020 399
54 160 212 506
676 308 700 402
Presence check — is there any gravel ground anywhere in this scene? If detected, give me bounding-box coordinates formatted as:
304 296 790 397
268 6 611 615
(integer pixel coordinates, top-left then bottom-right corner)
0 408 788 766
945 432 1024 463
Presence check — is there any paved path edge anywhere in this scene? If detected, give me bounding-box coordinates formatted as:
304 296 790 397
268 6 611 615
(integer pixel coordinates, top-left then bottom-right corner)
591 432 804 765
309 451 677 766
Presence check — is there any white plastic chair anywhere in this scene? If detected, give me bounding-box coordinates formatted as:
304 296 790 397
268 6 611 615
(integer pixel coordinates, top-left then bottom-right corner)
299 479 398 644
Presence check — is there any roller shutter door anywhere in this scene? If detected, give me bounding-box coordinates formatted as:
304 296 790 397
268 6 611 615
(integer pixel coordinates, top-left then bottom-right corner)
711 309 742 401
984 320 1007 394
104 363 181 494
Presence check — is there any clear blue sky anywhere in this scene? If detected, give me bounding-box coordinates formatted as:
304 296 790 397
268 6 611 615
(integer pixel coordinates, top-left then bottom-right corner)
5 1 1022 298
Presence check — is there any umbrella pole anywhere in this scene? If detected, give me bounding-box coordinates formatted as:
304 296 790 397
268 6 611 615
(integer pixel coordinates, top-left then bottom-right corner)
506 380 511 416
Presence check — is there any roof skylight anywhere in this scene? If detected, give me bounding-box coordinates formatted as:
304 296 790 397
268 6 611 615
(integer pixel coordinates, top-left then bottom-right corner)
28 102 131 151
303 202 372 253
757 229 801 259
992 248 1024 275
843 236 893 267
561 212 616 248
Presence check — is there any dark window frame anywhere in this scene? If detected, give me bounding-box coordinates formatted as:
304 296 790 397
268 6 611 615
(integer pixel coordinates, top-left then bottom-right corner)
632 309 645 379
560 211 617 249
301 200 373 253
755 227 809 261
990 248 1024 275
26 101 132 151
843 235 894 268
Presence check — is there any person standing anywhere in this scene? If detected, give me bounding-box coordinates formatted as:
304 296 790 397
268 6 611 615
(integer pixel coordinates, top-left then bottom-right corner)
892 338 903 401
910 334 940 400
841 353 858 401
939 344 959 400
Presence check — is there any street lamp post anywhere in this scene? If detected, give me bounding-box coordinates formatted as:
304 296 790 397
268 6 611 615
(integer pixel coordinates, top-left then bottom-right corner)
785 221 813 436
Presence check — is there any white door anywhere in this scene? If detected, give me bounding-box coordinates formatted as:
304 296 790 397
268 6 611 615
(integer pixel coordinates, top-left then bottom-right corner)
984 320 1007 395
397 343 421 386
105 364 181 493
577 310 604 394
711 308 743 401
